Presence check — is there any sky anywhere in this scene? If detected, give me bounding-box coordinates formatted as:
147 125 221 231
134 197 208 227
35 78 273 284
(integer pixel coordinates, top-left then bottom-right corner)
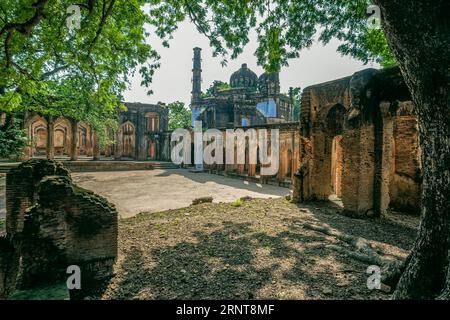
123 20 380 106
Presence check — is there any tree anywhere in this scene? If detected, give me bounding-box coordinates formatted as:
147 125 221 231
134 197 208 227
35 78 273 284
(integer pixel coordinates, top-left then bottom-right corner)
0 119 28 159
0 0 161 144
289 87 301 121
149 0 448 299
371 0 449 300
1 0 448 299
204 80 231 97
166 101 191 130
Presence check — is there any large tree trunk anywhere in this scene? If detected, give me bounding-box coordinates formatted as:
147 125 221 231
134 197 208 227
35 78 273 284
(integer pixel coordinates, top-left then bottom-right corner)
374 0 450 299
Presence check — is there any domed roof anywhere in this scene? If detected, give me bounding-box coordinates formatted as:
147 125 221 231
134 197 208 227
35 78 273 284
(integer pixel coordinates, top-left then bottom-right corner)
230 63 258 89
258 72 279 83
258 71 280 94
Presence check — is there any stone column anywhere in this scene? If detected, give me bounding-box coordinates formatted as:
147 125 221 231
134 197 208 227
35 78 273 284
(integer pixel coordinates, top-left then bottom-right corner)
46 116 55 160
137 113 148 161
70 119 78 161
114 129 123 160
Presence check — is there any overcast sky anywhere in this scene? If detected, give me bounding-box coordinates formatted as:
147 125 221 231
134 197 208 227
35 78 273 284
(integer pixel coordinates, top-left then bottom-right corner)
123 20 380 106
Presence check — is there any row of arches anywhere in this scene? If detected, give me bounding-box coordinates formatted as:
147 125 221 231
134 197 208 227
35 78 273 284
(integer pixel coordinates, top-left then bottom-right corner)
111 120 158 160
26 115 92 158
299 97 421 215
24 116 161 160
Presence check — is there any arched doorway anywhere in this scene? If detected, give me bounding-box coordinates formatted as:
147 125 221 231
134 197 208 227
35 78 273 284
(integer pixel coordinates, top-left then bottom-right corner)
326 104 345 202
148 140 157 160
27 116 48 157
54 118 71 156
331 135 343 198
34 126 48 156
121 121 135 158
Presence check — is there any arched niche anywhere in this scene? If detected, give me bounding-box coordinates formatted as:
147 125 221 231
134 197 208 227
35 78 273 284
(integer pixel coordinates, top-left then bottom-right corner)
54 117 72 156
27 115 48 156
120 121 136 158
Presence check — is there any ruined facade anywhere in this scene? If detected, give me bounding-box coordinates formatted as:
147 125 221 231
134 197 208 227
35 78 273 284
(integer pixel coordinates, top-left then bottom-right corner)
199 122 301 186
7 102 169 161
191 47 294 129
294 67 421 216
0 160 118 299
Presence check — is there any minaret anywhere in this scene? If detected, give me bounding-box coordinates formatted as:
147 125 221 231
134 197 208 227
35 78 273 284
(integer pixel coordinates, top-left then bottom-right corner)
191 47 202 104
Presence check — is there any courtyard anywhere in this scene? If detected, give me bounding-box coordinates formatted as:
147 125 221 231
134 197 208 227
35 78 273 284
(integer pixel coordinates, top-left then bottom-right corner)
0 168 422 299
71 169 290 218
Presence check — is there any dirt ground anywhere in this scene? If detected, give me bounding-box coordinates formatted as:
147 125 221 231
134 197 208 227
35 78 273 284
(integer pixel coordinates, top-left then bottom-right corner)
102 198 419 300
72 169 290 217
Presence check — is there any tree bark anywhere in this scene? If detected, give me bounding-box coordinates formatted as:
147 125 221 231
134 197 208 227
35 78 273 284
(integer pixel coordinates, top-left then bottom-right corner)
375 0 450 299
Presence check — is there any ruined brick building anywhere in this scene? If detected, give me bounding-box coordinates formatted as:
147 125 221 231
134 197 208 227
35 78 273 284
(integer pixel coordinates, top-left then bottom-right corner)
1 50 422 217
294 67 422 216
5 102 169 161
190 47 294 128
198 66 422 217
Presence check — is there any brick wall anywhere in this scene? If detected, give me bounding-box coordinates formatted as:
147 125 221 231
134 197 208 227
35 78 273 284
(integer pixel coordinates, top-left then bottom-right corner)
1 160 118 299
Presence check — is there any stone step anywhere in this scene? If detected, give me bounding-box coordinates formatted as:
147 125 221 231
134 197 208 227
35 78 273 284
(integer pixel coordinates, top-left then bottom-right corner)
0 161 178 173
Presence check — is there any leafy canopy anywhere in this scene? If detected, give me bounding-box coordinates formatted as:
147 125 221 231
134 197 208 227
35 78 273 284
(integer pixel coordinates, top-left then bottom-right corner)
150 0 395 71
166 101 192 130
0 121 28 158
289 87 302 121
0 0 160 143
1 0 395 140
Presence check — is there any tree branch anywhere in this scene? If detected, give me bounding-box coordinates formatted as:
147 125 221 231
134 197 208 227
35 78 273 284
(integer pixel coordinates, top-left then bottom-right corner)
87 0 116 56
1 0 49 67
40 64 70 80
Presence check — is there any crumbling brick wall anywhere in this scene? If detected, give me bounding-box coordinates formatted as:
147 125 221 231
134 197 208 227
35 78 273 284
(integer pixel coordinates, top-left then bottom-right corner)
1 160 118 299
6 159 70 236
0 235 17 298
296 67 422 216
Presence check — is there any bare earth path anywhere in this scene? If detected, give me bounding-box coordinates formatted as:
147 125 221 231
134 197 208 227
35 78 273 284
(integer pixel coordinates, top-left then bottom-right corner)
101 198 419 300
72 169 291 218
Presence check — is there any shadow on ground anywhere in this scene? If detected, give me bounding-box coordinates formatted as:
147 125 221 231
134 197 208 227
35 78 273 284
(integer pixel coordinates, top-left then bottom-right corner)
291 201 418 251
106 221 341 299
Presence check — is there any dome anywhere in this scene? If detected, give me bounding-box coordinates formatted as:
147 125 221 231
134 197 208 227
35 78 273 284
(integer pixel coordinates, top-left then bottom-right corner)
230 63 258 89
258 72 280 94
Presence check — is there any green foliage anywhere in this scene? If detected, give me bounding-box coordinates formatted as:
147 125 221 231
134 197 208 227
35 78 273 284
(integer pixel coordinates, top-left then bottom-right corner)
0 0 159 138
8 283 69 300
150 0 396 71
0 122 29 159
0 0 397 137
231 198 242 207
166 101 192 130
289 87 302 121
203 80 231 97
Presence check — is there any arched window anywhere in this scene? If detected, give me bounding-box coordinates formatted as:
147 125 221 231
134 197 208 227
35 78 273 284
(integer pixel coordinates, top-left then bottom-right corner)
145 112 159 132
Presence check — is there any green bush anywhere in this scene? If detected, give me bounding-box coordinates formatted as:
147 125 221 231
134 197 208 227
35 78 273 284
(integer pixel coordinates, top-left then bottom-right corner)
0 123 28 159
231 199 243 207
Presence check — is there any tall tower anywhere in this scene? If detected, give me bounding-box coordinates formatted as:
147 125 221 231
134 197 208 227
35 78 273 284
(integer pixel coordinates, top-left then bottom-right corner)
191 47 202 104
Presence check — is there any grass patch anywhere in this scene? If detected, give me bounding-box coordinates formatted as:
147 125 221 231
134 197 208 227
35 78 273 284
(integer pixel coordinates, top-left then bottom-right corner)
8 283 69 300
231 198 243 207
